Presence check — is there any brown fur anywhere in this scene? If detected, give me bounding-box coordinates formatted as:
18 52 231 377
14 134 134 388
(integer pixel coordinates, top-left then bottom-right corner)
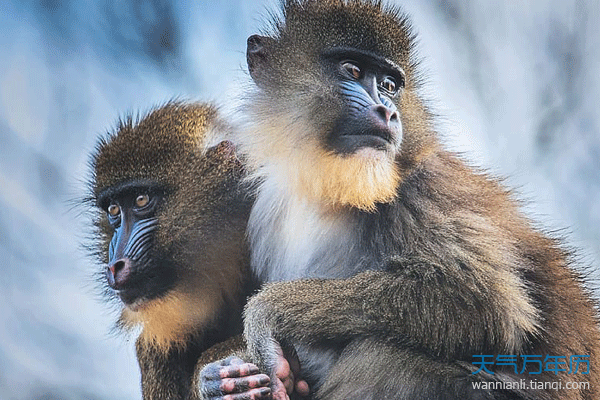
121 292 220 350
230 1 600 399
90 102 254 399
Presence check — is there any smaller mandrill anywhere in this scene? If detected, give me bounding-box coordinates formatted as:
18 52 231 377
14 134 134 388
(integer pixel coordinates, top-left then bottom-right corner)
88 102 255 399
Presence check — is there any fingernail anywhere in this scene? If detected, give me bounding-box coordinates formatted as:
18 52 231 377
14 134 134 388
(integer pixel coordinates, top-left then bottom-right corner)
260 387 271 396
249 364 260 374
259 376 270 385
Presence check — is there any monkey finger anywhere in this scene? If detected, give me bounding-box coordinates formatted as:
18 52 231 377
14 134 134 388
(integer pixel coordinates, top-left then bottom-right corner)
270 377 291 400
201 363 226 381
201 357 245 379
220 375 271 393
218 387 272 400
201 375 270 399
220 363 262 379
223 356 246 366
295 380 310 397
284 352 309 396
279 373 294 395
202 362 261 381
273 353 295 395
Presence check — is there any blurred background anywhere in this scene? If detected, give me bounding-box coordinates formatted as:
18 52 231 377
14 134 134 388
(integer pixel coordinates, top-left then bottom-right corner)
1 0 599 398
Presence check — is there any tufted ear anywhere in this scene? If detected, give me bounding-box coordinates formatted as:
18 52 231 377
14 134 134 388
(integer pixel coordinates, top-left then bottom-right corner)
246 35 276 87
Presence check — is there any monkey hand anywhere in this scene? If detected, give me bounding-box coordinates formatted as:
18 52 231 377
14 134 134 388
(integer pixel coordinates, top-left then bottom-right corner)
198 353 309 400
267 341 310 400
199 356 272 400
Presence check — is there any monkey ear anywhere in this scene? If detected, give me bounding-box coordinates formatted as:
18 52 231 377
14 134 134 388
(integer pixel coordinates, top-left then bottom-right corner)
206 140 237 163
247 35 276 86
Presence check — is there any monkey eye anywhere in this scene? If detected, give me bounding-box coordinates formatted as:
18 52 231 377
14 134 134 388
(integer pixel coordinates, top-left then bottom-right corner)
135 194 150 208
107 204 120 217
380 76 397 94
341 62 362 79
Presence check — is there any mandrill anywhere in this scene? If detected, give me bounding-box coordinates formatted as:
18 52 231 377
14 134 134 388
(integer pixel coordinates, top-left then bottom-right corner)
199 1 600 400
89 102 255 399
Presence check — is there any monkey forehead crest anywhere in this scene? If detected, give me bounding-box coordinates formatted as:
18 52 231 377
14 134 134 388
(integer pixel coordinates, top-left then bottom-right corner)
274 0 416 66
92 102 218 193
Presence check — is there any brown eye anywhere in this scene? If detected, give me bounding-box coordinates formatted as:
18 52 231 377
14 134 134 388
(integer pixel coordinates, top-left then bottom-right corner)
342 62 361 79
381 76 397 93
136 194 150 208
108 204 120 217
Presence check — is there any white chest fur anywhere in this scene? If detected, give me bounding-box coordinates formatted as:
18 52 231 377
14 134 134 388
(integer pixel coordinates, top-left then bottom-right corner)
248 174 363 282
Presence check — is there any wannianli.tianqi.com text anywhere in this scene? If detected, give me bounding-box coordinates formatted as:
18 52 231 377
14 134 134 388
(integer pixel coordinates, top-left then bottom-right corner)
471 355 590 375
472 380 590 391
471 354 591 391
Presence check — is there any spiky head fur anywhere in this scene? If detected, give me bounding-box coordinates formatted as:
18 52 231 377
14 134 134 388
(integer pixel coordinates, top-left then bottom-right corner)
92 102 222 195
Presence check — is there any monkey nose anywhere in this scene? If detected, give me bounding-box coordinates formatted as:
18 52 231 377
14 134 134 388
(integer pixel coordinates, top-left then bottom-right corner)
106 258 132 289
371 104 399 125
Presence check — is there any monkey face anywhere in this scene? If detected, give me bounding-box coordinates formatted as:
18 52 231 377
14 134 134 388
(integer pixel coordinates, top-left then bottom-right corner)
321 48 404 158
93 140 251 347
248 35 404 157
97 183 176 311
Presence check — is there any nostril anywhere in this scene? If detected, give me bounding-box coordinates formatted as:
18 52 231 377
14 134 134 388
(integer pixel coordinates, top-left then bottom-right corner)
109 260 125 275
372 104 396 124
106 259 131 289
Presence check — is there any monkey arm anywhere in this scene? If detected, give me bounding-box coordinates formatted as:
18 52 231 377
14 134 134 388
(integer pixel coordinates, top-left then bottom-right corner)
244 260 536 375
136 336 204 400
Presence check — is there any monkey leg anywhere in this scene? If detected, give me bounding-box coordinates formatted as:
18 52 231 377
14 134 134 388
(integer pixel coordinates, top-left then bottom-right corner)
316 338 527 400
136 336 204 400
